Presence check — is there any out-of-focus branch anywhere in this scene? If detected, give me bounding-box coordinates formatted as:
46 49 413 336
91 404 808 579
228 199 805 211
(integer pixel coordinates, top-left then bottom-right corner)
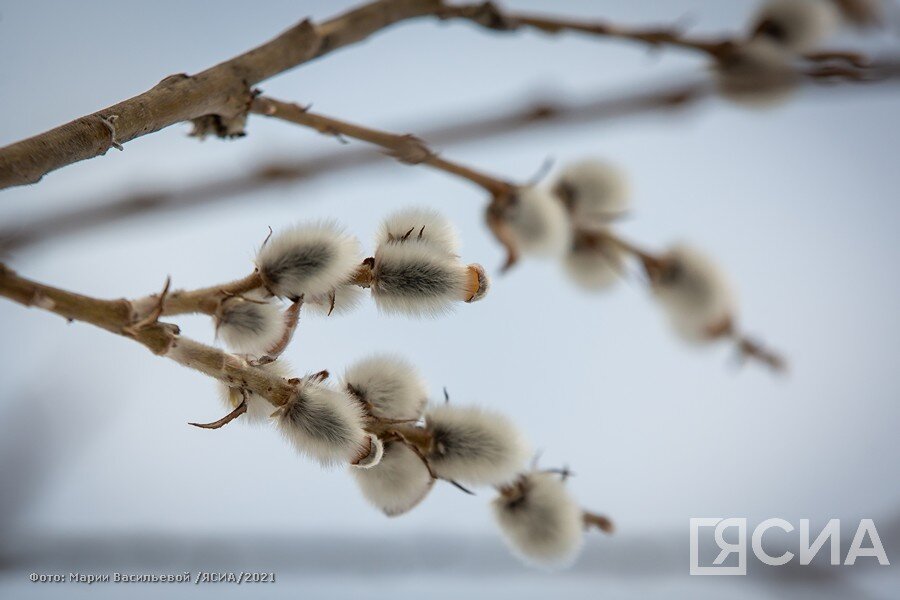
0 0 445 190
594 229 787 372
5 54 895 255
439 2 732 58
0 79 711 254
440 1 885 69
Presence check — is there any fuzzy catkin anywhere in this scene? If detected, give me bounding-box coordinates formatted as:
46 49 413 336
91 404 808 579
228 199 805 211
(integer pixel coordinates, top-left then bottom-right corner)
351 441 435 516
256 221 362 300
274 375 368 467
343 354 428 421
492 472 584 568
563 234 625 291
302 282 365 316
370 241 471 317
378 207 460 256
553 160 629 227
215 294 284 356
218 359 291 425
505 186 572 257
425 404 529 487
651 243 737 342
714 40 798 107
750 0 839 52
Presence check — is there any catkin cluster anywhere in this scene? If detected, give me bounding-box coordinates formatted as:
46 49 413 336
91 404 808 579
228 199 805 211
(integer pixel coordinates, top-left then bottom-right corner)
496 159 739 346
205 209 603 566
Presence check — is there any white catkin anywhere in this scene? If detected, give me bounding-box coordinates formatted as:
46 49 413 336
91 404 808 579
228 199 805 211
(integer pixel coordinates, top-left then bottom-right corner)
351 441 435 516
256 221 362 300
302 282 365 316
563 235 626 291
215 294 284 355
217 359 291 426
714 39 799 108
425 404 529 487
274 375 368 467
652 243 737 343
750 0 840 52
492 471 585 568
505 186 572 257
378 207 460 256
371 241 470 317
553 160 630 227
343 354 428 421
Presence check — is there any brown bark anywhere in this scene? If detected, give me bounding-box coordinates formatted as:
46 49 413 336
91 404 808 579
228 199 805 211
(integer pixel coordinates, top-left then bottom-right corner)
0 0 443 190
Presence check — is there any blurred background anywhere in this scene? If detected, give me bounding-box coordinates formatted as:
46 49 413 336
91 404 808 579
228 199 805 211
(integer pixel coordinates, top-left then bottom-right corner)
0 0 898 598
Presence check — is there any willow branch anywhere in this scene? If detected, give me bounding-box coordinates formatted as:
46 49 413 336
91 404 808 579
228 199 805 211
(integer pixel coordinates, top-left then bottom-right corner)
250 97 515 198
0 263 297 406
0 0 444 190
595 229 786 372
0 0 884 192
440 2 732 58
7 53 893 256
441 2 880 68
131 272 264 318
0 79 711 254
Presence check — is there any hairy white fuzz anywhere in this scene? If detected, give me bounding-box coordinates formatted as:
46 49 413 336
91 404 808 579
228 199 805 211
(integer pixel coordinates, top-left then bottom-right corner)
651 244 737 343
302 282 365 316
424 404 529 487
256 221 362 301
215 294 284 355
274 375 368 467
343 354 428 421
492 471 584 568
371 241 471 317
378 207 459 256
553 160 629 227
750 0 839 52
564 234 625 291
714 40 798 107
505 186 572 257
218 359 291 425
351 440 435 516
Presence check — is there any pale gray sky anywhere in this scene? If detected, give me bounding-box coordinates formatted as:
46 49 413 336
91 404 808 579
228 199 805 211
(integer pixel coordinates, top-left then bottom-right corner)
1 1 898 598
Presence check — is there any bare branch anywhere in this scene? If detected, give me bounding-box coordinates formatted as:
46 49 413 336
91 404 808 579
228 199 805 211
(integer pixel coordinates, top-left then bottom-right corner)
0 79 711 253
0 0 444 189
0 263 296 406
250 97 515 197
439 2 732 58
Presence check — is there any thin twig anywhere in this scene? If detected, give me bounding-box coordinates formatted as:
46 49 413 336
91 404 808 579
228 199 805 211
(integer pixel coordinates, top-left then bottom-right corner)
189 398 249 429
0 79 710 253
439 2 732 58
250 97 515 197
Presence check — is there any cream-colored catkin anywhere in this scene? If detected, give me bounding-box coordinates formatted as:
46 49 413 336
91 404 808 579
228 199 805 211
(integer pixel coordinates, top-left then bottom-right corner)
492 471 585 568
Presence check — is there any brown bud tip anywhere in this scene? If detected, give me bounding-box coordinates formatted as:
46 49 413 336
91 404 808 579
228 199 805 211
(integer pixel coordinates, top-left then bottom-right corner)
464 264 490 303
